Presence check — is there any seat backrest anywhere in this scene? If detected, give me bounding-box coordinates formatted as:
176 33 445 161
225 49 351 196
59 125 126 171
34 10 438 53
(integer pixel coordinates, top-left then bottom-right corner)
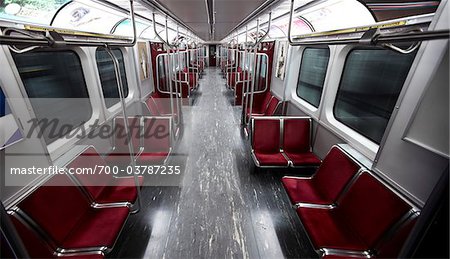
143 117 171 153
67 147 110 200
264 96 279 116
18 174 89 248
113 117 141 154
9 214 55 258
245 92 272 114
145 98 161 116
283 118 311 154
310 146 360 201
337 172 413 249
151 93 175 116
252 118 280 154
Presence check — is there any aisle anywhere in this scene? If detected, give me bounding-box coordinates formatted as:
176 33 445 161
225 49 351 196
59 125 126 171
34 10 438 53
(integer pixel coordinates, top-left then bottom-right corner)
108 67 317 259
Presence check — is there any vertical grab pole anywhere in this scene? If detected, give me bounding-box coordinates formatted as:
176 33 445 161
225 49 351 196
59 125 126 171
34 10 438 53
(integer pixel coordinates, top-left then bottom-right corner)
244 19 259 126
165 17 177 128
240 26 248 106
246 19 260 126
104 47 141 213
234 31 238 89
175 25 182 125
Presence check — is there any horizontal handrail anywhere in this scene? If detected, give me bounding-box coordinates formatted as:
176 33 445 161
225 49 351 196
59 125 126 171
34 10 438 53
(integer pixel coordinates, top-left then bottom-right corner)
0 0 136 48
287 0 449 46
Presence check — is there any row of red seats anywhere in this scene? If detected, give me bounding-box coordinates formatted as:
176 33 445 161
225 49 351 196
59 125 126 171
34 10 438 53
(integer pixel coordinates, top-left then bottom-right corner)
282 146 419 258
244 91 281 121
250 116 321 167
105 116 172 168
7 147 143 258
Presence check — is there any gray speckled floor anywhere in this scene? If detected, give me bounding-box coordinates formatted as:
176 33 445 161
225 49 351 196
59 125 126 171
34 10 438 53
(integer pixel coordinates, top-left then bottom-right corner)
108 68 317 259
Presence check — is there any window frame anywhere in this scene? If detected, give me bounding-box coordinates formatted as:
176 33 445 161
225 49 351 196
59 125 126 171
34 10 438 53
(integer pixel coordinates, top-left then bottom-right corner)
290 46 332 120
295 47 331 109
11 48 94 146
95 47 131 111
332 46 417 145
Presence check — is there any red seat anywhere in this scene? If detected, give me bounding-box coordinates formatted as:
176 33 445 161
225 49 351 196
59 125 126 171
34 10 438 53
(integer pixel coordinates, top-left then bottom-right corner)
251 118 288 167
69 146 143 205
264 96 280 116
245 92 280 120
17 174 128 251
137 117 171 165
8 214 104 258
297 172 413 253
104 117 142 168
282 118 321 167
282 146 359 205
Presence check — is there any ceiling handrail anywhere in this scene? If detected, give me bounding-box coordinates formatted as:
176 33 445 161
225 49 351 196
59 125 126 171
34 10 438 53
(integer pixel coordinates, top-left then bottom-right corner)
0 0 137 48
287 0 449 47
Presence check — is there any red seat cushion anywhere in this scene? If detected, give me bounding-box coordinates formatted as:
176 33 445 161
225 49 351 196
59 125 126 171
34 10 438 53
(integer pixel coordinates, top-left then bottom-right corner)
18 174 128 250
68 147 142 204
283 151 321 166
61 207 129 249
137 152 169 164
297 207 367 250
94 176 144 204
282 177 329 205
254 152 289 167
9 215 105 258
282 146 359 204
297 173 412 251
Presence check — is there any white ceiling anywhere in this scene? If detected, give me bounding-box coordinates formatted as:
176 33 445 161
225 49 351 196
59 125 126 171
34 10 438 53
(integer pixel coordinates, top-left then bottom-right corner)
155 0 269 41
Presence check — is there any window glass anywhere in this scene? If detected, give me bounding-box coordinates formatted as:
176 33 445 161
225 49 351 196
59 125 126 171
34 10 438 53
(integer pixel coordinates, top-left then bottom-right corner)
334 48 416 144
0 87 11 117
12 51 92 144
296 48 330 107
260 55 267 78
1 87 24 150
95 48 129 108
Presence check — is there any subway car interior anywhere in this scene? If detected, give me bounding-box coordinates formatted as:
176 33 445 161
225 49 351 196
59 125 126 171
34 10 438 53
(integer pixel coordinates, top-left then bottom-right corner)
0 0 449 258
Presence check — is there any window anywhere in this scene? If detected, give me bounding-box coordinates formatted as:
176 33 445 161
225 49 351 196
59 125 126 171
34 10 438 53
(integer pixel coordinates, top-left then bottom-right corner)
296 48 330 107
334 48 416 144
96 48 129 108
12 51 92 144
1 87 24 149
0 87 10 117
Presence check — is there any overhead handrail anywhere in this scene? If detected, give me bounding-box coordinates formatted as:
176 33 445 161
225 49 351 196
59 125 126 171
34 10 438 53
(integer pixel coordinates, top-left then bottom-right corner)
0 0 137 48
287 0 449 48
102 46 142 213
152 13 176 48
249 12 272 48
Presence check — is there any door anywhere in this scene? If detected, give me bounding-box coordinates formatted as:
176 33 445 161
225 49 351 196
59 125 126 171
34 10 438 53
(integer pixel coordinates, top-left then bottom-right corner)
209 45 216 66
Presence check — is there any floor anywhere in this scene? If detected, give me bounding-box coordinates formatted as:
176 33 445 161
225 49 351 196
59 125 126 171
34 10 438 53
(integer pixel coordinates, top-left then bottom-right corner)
108 68 318 259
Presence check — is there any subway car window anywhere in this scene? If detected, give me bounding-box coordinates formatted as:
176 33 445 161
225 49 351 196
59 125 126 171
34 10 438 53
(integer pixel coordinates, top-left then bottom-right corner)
95 48 129 108
0 87 10 117
296 48 330 108
12 51 92 144
334 48 416 144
